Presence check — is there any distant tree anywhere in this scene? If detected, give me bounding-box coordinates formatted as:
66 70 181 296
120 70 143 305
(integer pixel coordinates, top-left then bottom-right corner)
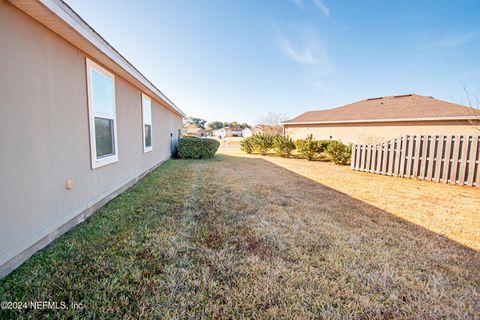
239 123 251 129
208 121 224 130
257 112 290 135
185 117 207 129
223 122 229 128
258 112 290 127
229 121 239 128
463 83 480 131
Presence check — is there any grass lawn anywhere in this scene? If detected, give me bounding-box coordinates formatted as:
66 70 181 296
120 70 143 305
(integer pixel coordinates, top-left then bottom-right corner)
1 152 479 319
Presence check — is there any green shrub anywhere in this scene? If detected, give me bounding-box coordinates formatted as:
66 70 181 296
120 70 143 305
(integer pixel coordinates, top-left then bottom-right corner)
178 137 220 159
252 133 274 155
295 139 318 160
326 141 352 165
273 135 296 157
315 140 333 154
240 136 255 154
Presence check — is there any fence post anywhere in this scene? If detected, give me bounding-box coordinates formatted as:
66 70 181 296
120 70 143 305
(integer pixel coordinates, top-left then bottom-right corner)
350 144 356 170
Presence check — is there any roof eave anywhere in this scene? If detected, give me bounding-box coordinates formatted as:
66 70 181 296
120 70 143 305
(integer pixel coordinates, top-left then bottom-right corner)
282 116 479 125
9 0 186 118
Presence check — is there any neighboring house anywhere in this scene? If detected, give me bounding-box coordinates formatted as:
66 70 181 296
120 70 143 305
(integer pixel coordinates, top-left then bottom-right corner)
242 127 253 138
185 125 209 137
213 127 243 138
0 0 185 277
283 94 479 144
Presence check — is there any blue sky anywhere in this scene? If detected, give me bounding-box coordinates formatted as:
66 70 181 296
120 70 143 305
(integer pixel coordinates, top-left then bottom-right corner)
66 0 480 123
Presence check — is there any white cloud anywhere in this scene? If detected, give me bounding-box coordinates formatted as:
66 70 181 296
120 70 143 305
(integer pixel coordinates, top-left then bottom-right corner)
275 29 333 78
430 33 476 49
278 32 320 65
313 0 330 16
292 0 304 9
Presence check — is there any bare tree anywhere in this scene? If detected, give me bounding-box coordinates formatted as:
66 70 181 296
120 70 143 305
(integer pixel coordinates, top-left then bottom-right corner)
256 112 290 135
258 112 290 126
463 81 480 131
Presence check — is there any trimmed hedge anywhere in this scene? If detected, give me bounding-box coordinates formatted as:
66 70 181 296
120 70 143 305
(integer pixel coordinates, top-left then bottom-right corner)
178 137 220 159
239 133 352 165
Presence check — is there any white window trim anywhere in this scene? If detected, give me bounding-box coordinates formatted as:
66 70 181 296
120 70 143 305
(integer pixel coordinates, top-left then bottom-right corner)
86 58 119 169
142 93 153 153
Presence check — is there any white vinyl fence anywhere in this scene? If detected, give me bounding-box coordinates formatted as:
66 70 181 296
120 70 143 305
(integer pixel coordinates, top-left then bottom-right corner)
351 135 480 187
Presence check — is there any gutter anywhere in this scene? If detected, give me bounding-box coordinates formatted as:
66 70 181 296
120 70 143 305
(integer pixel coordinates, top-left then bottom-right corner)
282 116 479 126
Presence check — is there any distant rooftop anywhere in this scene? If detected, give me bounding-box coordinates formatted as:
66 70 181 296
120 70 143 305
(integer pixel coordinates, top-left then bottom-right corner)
284 94 479 124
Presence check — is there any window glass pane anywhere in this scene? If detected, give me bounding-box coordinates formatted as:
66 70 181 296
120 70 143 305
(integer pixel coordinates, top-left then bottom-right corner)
95 117 114 157
143 97 152 124
91 68 114 119
144 124 152 148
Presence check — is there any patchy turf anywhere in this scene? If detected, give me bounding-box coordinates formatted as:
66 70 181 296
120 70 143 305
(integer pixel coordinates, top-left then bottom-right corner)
1 155 479 319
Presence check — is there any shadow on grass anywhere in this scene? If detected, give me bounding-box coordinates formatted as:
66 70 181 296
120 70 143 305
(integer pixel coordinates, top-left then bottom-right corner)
0 153 478 318
215 153 479 255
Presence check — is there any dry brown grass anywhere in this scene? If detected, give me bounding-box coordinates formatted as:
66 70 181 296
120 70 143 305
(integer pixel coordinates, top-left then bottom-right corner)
221 148 480 251
1 153 479 318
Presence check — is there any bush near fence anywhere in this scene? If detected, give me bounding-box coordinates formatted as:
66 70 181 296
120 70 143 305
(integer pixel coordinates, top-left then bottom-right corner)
240 133 351 165
178 137 220 159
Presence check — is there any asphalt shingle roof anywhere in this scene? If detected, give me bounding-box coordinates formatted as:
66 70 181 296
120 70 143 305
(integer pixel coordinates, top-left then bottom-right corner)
284 94 478 124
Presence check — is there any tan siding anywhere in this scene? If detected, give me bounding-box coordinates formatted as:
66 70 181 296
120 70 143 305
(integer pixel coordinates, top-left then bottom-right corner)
0 2 182 271
284 120 478 144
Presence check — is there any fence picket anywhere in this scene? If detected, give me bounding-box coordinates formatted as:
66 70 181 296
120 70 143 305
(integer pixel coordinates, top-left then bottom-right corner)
376 144 383 173
371 145 377 173
450 136 461 185
351 135 479 187
467 137 478 186
365 145 371 172
350 144 356 170
458 136 470 185
426 136 436 181
476 136 480 187
419 135 428 179
399 136 407 177
442 136 452 184
434 136 444 182
355 144 361 170
412 135 421 178
387 140 394 175
406 136 414 178
381 142 388 174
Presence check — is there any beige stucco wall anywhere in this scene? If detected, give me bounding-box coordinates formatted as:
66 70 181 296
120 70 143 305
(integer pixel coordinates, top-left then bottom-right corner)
285 120 478 144
0 2 182 271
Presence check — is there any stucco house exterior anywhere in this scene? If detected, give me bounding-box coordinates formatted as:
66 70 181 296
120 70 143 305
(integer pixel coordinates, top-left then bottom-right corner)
0 0 185 277
242 127 253 138
213 127 243 138
283 94 479 144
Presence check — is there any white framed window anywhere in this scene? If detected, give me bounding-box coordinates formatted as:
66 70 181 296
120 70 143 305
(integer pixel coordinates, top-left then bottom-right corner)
142 93 152 153
86 58 118 169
